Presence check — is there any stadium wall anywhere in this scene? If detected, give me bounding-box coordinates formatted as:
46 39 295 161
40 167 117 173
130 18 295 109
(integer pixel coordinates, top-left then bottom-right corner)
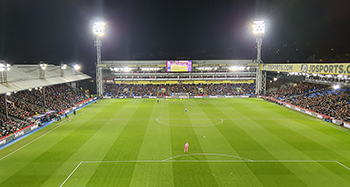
261 96 349 129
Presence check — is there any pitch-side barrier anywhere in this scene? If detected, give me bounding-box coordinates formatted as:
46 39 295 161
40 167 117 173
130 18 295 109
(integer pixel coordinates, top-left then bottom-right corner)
261 96 350 129
103 95 251 99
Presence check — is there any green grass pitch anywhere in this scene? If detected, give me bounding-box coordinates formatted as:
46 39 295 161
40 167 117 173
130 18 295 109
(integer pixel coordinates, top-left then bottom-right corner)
1 98 350 186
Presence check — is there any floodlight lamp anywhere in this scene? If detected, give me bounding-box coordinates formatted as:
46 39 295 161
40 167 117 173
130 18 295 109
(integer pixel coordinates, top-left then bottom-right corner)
124 67 130 72
273 77 278 81
40 63 47 70
252 20 265 35
74 64 81 70
0 63 10 72
333 84 340 90
6 92 11 96
61 64 67 70
230 66 245 71
93 22 105 36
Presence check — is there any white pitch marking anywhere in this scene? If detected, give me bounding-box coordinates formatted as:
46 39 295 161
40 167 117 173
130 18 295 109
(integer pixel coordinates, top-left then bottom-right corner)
162 153 253 162
59 158 345 185
335 161 350 171
59 161 83 187
0 100 101 161
132 99 137 104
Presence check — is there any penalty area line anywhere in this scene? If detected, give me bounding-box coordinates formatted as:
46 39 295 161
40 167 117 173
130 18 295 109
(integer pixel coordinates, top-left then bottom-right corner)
59 161 83 187
335 161 350 171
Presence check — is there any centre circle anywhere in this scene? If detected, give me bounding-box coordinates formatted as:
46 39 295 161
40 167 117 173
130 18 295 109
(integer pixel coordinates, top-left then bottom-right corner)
156 113 223 127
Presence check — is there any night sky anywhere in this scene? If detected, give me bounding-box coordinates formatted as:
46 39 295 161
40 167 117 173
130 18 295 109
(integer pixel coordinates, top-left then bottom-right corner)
0 0 350 74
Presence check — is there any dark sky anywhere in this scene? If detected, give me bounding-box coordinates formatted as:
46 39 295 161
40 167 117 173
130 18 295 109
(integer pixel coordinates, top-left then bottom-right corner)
0 0 350 74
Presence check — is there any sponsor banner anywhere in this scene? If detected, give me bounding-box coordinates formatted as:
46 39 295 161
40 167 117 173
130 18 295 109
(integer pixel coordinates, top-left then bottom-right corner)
344 123 350 129
317 114 323 119
0 139 6 145
209 96 218 98
286 104 292 108
225 96 234 98
119 96 125 98
15 131 24 138
262 63 350 75
305 111 312 115
295 108 301 111
240 96 249 98
194 96 203 98
103 96 112 98
149 96 157 98
31 124 39 130
133 96 142 98
79 104 82 107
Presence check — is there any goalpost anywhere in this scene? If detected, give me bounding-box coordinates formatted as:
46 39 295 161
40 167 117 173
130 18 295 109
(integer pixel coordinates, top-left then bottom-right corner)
174 93 189 99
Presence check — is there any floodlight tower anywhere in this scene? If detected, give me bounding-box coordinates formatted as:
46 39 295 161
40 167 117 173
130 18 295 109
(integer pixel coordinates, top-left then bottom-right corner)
252 21 266 95
0 60 10 84
93 22 105 96
253 21 265 63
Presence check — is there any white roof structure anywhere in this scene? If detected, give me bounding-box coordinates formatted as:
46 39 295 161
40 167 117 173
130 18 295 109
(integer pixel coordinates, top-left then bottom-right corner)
0 64 91 94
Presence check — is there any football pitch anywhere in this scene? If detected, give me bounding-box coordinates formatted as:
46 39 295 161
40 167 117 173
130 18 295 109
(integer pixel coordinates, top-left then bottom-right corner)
1 98 350 186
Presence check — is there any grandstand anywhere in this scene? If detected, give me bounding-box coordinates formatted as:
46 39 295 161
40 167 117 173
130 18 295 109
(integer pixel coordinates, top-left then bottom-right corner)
99 59 259 98
0 63 91 142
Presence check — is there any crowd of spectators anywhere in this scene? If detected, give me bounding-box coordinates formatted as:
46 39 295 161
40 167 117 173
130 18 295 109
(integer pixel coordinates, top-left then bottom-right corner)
132 85 157 96
104 84 120 97
0 84 88 138
104 83 255 97
267 82 350 122
0 116 29 138
267 82 327 100
207 83 255 96
169 84 196 96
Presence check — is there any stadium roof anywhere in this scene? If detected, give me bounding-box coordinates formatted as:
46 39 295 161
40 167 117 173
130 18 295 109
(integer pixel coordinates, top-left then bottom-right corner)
99 59 256 68
0 64 91 94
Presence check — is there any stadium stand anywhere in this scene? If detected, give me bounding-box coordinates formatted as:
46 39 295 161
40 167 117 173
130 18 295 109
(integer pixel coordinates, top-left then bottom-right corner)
103 83 255 97
267 82 350 123
0 83 89 138
0 64 91 139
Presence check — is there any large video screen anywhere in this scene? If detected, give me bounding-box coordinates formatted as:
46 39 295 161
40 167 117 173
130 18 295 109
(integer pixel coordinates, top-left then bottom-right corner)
166 60 192 72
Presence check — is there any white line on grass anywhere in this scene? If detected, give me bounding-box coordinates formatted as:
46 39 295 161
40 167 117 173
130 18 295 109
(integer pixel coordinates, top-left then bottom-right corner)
59 161 83 187
132 99 137 104
0 101 101 161
60 158 350 186
335 161 350 171
162 153 253 162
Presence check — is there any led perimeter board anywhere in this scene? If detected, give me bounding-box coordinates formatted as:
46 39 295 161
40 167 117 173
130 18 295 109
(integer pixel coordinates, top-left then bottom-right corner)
166 60 192 72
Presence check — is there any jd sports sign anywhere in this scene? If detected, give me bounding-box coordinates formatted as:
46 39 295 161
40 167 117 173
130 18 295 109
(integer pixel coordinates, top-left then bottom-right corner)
262 63 350 75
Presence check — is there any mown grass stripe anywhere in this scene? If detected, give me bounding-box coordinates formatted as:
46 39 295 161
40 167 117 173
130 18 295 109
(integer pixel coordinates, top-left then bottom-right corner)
85 99 154 186
170 99 218 187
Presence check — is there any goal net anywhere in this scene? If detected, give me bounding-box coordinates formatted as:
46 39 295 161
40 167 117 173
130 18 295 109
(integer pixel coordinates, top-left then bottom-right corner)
174 93 189 99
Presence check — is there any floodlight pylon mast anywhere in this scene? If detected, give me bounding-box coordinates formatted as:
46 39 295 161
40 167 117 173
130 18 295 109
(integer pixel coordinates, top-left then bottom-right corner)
252 20 266 95
93 22 105 96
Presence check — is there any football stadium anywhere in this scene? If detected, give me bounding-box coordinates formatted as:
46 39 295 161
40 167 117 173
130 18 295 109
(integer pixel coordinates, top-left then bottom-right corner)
1 21 350 187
